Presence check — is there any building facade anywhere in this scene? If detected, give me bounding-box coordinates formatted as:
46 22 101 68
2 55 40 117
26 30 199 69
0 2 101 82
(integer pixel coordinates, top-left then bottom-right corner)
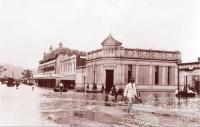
76 66 87 89
34 43 86 88
178 58 200 93
76 34 181 92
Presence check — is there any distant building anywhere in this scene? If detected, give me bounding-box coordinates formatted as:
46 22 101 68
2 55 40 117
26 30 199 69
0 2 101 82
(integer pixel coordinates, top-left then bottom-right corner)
178 58 200 93
34 42 86 88
76 65 87 89
76 34 181 92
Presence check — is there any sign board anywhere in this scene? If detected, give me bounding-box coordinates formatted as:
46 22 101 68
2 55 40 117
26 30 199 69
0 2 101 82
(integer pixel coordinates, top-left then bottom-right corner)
179 63 200 70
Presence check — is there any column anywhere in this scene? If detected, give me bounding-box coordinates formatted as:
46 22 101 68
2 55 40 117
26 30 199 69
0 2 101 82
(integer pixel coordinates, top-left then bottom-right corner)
174 67 178 85
124 65 128 84
100 65 104 85
149 65 152 85
159 66 163 85
120 64 123 85
170 67 175 85
115 65 120 85
121 65 125 85
136 65 139 84
152 66 155 85
162 66 165 85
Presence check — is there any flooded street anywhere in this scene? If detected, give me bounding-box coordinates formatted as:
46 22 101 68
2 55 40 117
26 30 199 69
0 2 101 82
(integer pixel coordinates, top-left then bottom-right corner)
1 84 200 127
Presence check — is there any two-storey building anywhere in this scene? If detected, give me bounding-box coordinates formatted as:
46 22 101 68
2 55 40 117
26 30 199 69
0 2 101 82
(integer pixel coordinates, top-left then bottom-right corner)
34 43 86 88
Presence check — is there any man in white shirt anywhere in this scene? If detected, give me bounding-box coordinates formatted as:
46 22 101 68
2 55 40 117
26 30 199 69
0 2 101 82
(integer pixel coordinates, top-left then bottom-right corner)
175 88 179 95
124 77 137 113
59 82 64 91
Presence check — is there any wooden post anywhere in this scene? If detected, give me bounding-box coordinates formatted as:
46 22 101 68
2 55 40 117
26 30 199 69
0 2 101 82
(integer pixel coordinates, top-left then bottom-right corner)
82 67 83 88
186 75 188 93
178 67 180 92
83 76 85 89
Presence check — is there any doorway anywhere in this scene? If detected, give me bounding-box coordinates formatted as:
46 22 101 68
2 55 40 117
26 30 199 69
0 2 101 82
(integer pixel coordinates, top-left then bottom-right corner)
105 70 114 92
195 81 200 94
128 65 132 83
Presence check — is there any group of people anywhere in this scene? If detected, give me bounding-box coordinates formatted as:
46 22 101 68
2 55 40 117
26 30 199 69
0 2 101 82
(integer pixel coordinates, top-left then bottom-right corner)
59 78 140 113
175 85 196 94
107 77 141 113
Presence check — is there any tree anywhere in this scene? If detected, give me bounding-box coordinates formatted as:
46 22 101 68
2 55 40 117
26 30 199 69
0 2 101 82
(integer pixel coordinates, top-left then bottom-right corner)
21 69 33 82
0 66 7 78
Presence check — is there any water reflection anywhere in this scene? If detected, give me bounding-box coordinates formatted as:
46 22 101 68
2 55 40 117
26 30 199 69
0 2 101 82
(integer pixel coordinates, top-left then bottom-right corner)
138 91 200 113
0 85 50 126
1 84 200 126
153 93 159 106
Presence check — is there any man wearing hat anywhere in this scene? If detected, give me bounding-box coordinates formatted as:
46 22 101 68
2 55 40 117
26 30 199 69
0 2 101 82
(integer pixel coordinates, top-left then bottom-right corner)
124 77 138 113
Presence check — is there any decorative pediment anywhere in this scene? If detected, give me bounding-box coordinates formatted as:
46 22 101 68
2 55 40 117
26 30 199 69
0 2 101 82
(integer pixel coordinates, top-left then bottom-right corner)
101 33 122 47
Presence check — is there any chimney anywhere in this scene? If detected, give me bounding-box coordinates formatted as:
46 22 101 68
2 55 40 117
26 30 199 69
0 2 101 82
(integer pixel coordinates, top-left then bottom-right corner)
198 57 200 62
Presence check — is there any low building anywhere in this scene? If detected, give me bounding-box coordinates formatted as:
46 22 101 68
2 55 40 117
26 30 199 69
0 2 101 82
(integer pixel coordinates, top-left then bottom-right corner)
76 34 181 92
34 42 86 88
178 58 200 93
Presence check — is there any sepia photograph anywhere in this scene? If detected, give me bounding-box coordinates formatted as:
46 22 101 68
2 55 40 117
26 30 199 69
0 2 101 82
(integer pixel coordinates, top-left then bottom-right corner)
0 0 200 126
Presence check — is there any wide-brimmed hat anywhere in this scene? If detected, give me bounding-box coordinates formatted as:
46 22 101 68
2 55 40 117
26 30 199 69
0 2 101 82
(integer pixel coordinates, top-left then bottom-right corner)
130 77 135 81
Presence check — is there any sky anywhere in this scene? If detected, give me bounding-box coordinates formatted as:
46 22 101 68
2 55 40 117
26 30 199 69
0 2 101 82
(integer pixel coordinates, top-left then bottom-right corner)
0 0 200 69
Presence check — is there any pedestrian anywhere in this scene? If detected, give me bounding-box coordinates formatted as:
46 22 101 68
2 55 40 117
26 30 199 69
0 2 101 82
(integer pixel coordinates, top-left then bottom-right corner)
175 87 179 95
105 91 109 102
110 85 117 101
86 84 90 90
92 83 97 90
16 81 19 89
116 87 124 101
59 82 64 92
124 77 138 113
32 85 34 91
101 84 104 93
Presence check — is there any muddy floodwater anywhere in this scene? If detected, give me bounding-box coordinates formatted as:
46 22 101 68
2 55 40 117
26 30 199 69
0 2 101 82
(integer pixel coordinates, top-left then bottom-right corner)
1 84 200 127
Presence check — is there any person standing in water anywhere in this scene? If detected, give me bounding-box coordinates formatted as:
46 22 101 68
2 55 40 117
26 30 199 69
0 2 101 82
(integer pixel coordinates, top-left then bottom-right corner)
59 82 64 92
110 85 117 101
124 77 138 113
32 85 34 91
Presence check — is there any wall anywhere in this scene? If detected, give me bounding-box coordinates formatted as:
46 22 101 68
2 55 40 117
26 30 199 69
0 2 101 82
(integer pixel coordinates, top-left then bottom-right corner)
85 57 178 91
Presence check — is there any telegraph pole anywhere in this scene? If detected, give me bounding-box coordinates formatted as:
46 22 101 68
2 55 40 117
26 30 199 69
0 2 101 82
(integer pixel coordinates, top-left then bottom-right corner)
12 71 14 79
178 66 180 92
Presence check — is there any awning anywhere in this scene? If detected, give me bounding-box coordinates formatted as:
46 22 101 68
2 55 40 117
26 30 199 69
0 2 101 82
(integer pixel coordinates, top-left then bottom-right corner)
58 75 75 80
33 73 75 80
44 74 61 79
33 74 47 79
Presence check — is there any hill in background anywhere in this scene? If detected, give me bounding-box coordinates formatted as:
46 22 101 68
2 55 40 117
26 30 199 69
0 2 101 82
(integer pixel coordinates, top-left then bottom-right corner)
0 64 37 79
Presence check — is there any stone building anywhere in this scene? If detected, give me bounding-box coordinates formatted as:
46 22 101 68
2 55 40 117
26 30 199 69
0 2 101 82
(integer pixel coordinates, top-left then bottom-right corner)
34 43 86 88
178 58 200 93
76 34 181 92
